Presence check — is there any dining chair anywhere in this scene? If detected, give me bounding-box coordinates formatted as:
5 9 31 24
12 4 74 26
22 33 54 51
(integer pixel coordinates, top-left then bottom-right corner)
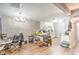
0 44 6 55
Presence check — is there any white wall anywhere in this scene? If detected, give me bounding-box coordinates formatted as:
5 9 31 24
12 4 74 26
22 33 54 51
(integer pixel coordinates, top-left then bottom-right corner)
76 22 79 41
53 16 70 37
1 16 40 40
40 22 54 30
64 16 71 31
40 16 70 37
53 20 65 37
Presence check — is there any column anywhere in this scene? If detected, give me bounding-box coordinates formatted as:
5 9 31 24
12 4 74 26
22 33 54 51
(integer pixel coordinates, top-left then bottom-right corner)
70 17 78 49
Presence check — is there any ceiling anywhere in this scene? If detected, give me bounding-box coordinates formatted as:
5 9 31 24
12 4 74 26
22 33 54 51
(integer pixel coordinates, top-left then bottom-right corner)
0 3 66 21
54 3 79 17
1 3 79 21
65 3 79 16
65 3 79 11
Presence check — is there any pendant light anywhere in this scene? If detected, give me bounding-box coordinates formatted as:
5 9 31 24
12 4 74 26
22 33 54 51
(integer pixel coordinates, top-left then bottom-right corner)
16 3 25 23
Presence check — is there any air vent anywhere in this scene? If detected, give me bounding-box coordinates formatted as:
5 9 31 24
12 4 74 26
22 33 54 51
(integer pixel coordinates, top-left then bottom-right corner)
9 3 20 9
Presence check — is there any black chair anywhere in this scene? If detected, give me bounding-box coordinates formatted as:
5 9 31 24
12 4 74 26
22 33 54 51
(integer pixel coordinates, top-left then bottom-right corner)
3 43 12 50
0 43 12 55
28 36 34 44
18 33 24 48
12 35 19 43
10 35 20 49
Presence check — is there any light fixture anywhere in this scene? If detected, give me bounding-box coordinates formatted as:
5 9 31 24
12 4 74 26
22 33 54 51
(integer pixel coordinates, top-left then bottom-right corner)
15 3 25 23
